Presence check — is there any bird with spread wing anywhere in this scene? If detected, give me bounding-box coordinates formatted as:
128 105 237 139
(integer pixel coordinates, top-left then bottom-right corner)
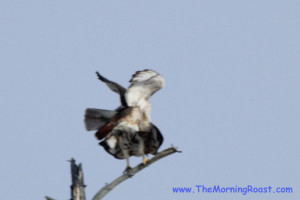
84 69 165 172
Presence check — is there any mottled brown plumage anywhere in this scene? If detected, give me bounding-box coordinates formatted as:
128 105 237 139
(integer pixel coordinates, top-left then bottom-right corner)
84 70 164 172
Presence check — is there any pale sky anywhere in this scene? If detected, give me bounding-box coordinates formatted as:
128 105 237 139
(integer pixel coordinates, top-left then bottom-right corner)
0 1 299 200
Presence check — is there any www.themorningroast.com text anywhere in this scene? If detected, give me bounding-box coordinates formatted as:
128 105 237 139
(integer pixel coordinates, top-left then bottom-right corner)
172 185 293 195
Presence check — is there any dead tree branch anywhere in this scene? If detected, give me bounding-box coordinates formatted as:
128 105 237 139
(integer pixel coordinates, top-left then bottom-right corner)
69 158 86 200
92 146 181 200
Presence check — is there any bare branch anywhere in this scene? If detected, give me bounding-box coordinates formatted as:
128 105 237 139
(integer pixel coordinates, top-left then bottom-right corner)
92 147 181 200
69 158 86 200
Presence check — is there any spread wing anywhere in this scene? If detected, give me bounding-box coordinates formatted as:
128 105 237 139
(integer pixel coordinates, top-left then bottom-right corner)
125 69 165 107
96 72 128 107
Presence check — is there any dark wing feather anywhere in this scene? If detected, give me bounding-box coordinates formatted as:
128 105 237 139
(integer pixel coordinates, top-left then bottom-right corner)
139 123 163 155
96 72 128 107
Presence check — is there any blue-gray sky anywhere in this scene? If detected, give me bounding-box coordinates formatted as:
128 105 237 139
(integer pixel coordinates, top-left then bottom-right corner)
0 1 299 200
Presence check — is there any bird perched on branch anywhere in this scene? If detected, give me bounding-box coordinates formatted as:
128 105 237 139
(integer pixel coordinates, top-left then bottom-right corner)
84 69 165 173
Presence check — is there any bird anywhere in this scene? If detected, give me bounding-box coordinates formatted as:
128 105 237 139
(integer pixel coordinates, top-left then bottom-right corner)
84 69 165 172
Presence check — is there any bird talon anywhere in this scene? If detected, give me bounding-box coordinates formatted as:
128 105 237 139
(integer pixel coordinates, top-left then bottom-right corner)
142 157 149 165
123 166 133 176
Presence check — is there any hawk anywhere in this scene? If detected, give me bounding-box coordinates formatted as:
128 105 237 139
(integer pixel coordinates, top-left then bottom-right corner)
84 69 165 172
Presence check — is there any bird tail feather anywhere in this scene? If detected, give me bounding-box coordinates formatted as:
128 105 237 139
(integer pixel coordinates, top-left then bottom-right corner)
84 108 116 131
